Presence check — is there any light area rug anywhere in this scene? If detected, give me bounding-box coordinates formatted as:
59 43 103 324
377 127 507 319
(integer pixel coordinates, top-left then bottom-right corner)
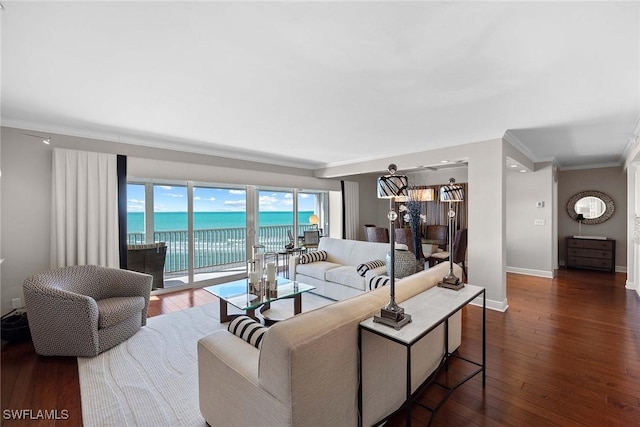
78 292 333 427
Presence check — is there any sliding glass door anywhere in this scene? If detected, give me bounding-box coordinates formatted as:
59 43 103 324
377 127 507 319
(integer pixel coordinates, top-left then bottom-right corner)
126 181 330 291
298 190 329 236
153 184 189 287
192 186 247 284
257 190 294 253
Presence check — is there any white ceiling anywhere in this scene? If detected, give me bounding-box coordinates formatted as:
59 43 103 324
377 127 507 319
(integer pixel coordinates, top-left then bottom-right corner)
2 1 638 172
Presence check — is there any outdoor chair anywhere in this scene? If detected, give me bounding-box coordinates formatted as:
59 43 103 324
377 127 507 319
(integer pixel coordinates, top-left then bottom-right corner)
127 242 167 289
302 230 320 250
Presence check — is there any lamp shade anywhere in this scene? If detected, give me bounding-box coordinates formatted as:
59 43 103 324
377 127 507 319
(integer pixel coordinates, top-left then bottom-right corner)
377 164 408 199
411 187 435 202
440 178 464 202
309 214 319 225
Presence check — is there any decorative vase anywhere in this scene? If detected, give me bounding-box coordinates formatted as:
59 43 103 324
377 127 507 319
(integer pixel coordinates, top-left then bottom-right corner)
386 248 416 278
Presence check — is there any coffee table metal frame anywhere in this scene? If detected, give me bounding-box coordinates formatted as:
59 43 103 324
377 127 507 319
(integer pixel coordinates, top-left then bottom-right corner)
204 277 316 323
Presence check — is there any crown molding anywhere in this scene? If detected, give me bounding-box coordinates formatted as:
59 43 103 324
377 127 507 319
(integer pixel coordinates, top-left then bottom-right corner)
503 130 543 163
1 118 324 171
633 113 640 137
558 161 623 171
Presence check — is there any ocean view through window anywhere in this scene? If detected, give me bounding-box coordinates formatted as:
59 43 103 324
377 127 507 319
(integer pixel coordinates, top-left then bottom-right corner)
127 182 324 289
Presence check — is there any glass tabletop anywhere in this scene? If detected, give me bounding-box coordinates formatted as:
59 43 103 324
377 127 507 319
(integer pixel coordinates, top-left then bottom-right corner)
203 277 316 311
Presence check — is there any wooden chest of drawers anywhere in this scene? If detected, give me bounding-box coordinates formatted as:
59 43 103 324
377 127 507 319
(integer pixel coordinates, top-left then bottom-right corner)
565 237 616 273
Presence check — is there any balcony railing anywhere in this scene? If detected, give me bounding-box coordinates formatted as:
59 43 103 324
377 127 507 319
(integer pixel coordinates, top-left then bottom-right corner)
127 224 316 274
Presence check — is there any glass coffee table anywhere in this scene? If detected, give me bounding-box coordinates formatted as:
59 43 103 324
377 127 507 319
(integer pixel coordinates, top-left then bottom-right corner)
204 277 316 323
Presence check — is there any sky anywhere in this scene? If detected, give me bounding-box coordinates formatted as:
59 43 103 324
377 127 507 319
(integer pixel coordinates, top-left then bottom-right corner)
127 184 316 213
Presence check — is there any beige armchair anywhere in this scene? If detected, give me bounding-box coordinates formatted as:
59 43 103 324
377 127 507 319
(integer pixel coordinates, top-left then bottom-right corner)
23 265 152 357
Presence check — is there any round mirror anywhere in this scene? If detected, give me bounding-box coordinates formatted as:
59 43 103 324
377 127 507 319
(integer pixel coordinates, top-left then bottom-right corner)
574 196 606 219
567 191 614 225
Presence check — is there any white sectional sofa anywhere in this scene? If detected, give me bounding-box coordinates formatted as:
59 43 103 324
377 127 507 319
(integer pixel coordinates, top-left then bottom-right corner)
289 237 398 300
198 262 462 427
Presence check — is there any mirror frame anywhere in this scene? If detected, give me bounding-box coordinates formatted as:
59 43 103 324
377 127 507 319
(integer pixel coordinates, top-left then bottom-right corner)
566 190 615 225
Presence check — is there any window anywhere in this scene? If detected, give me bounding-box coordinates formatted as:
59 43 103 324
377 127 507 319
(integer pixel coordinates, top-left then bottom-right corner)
126 181 330 291
257 190 293 253
192 186 247 282
298 190 328 236
126 184 145 244
153 184 188 280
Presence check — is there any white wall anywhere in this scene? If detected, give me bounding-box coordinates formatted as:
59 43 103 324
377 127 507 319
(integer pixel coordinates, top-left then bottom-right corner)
321 138 512 311
0 127 342 315
1 130 52 314
624 131 640 294
506 163 556 277
626 161 639 294
466 139 508 311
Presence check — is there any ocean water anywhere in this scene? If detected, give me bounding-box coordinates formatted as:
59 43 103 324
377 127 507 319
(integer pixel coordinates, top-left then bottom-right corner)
128 211 315 233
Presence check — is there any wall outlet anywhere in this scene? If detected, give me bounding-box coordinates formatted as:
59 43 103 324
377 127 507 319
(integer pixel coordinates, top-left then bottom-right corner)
536 201 545 208
534 219 545 226
11 298 22 309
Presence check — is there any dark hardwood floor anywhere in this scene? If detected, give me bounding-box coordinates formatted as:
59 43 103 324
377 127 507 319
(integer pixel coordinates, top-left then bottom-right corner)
2 269 638 426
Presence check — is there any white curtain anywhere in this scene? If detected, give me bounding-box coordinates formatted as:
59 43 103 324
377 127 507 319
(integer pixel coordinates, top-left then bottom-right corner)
343 181 359 240
51 148 119 268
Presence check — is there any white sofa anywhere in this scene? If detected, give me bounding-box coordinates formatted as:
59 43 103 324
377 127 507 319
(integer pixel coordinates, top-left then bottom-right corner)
198 262 462 427
289 237 398 300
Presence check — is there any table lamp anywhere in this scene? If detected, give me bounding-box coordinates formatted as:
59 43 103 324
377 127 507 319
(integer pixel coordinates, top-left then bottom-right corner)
309 214 320 230
438 178 465 290
576 213 585 236
374 164 412 329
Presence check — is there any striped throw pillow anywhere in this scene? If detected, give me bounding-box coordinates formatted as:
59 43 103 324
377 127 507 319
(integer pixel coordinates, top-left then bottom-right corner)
227 316 267 349
356 259 385 277
368 275 391 290
299 250 328 264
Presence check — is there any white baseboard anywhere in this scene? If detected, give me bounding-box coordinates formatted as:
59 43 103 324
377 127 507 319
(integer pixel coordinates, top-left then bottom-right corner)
506 266 554 278
516 264 627 275
470 296 508 312
626 280 640 297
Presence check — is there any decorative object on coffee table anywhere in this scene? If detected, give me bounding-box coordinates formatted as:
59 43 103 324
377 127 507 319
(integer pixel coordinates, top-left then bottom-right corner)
438 178 465 290
374 163 411 329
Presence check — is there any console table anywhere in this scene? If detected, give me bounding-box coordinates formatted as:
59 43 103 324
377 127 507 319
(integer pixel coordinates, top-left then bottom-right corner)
566 236 616 273
358 284 486 426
